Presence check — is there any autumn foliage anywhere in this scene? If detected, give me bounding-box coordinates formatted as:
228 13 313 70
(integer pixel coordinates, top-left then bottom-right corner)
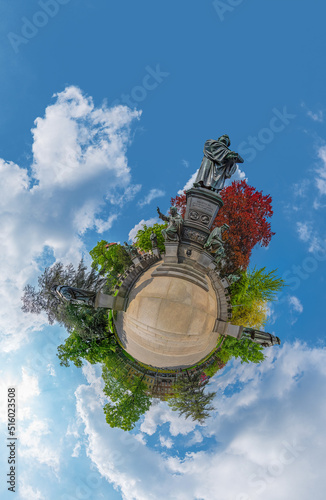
171 180 275 273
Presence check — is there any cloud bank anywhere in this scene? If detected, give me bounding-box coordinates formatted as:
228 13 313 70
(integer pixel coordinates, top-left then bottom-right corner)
74 342 326 500
0 86 141 352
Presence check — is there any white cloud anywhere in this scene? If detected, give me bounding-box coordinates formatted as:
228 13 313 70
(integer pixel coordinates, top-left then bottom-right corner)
316 145 326 195
296 221 311 242
307 110 323 122
66 421 80 439
106 183 142 206
0 366 40 424
47 364 56 377
181 159 189 168
72 442 82 458
187 429 204 446
177 169 198 194
134 433 147 445
0 367 60 472
73 342 326 500
266 302 277 325
225 165 247 186
288 296 303 314
141 401 197 437
296 221 325 254
301 102 324 123
293 179 310 198
128 217 159 242
159 435 174 449
19 478 45 500
0 86 141 353
20 418 61 472
138 188 165 207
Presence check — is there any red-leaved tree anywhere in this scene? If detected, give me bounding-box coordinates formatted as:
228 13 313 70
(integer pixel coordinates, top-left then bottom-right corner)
171 180 275 272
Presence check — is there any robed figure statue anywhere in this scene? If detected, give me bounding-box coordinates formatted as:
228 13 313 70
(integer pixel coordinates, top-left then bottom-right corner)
194 135 244 192
242 328 281 348
52 284 96 307
157 206 183 242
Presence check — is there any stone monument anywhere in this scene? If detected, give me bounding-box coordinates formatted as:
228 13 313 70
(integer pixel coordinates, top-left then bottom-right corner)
56 136 280 370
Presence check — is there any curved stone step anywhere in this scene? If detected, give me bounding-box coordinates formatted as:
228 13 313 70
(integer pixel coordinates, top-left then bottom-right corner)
151 263 209 291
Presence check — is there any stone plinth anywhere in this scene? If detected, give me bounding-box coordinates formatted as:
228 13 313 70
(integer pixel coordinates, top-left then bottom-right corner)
152 247 161 259
213 320 243 339
131 255 142 266
184 187 224 232
163 241 179 263
95 292 115 309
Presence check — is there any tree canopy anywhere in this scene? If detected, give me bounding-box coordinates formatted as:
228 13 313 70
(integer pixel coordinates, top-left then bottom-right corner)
167 371 216 424
219 336 265 364
89 241 132 290
229 267 285 307
134 222 167 253
229 267 285 329
102 365 151 431
21 260 104 327
57 329 116 367
171 180 275 273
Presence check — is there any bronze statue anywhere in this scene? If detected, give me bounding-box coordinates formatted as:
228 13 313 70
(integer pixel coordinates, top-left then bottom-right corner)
52 285 96 307
227 274 241 284
157 206 183 242
124 241 139 258
242 328 281 347
150 231 158 248
194 135 244 192
204 224 229 254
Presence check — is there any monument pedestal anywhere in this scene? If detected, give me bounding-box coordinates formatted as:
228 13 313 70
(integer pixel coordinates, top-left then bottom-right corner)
131 255 142 266
163 241 179 263
213 320 243 339
152 247 161 259
95 292 125 311
95 292 115 309
184 187 224 232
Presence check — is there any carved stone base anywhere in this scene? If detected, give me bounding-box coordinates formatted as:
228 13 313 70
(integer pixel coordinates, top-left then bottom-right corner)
131 255 142 266
94 292 125 311
152 247 161 259
163 241 179 263
94 292 115 309
184 187 224 232
213 320 243 339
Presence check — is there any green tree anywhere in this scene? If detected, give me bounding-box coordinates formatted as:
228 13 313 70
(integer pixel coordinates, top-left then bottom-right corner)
230 267 285 307
103 372 151 431
64 303 111 340
134 223 167 253
89 241 132 290
57 330 116 367
231 300 268 330
204 356 227 377
21 260 105 328
167 371 215 424
219 336 265 364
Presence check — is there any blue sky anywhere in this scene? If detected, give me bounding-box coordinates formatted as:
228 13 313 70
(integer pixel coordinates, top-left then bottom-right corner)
1 1 326 499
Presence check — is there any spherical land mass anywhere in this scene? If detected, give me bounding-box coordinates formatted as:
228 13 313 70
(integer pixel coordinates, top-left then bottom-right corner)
115 262 221 369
